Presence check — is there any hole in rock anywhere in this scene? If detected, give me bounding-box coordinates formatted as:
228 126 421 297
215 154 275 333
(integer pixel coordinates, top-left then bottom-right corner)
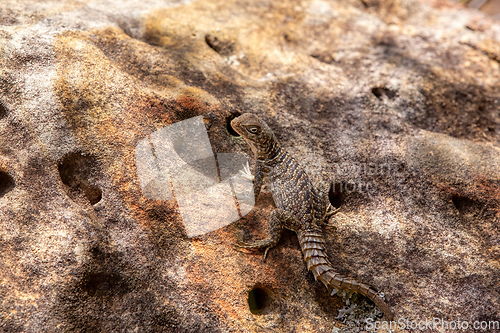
205 34 234 56
451 195 481 216
371 87 397 100
80 271 129 298
58 153 102 205
226 113 242 137
0 102 7 119
328 182 344 209
248 286 270 315
310 53 335 64
0 171 15 197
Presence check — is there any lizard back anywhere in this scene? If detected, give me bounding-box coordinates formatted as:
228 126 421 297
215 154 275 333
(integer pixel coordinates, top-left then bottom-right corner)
259 148 325 228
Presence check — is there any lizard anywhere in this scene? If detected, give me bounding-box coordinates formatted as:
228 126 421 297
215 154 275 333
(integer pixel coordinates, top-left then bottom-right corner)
230 113 394 320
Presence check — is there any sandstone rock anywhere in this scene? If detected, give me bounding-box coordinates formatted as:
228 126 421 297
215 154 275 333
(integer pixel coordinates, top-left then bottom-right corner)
0 0 499 332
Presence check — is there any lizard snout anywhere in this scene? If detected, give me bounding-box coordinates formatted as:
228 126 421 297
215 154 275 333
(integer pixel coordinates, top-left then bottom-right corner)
230 118 241 132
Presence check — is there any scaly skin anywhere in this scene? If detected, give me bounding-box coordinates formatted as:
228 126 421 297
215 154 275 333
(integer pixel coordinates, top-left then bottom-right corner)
231 113 393 320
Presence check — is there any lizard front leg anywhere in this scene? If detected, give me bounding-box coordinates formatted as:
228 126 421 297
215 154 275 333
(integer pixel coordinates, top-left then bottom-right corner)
235 209 298 260
252 162 264 200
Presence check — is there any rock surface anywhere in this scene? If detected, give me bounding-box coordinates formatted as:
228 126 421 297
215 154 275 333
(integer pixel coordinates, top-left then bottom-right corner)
0 0 499 332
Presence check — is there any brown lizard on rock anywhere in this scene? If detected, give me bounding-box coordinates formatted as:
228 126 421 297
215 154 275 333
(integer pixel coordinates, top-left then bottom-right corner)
231 113 394 320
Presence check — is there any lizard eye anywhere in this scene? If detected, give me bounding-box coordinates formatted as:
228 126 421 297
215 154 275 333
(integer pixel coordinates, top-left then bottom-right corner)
246 126 260 134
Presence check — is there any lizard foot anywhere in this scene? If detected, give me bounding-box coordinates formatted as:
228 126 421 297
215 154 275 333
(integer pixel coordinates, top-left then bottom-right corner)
233 238 276 261
325 203 340 217
320 204 340 229
321 221 338 230
239 162 254 182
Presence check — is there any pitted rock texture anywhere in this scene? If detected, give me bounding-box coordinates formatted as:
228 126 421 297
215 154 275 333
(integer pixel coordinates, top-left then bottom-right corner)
0 0 499 332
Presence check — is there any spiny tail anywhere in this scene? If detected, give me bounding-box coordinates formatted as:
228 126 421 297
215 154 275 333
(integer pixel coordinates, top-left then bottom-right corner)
297 229 394 320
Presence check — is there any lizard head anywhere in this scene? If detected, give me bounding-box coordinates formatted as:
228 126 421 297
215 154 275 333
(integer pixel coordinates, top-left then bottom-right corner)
231 113 280 159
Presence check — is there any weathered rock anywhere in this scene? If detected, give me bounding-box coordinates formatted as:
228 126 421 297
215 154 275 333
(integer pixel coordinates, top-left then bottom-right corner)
0 0 499 332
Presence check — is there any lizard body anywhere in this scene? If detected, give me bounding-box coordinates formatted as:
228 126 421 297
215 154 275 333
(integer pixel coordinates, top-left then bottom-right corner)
231 113 393 320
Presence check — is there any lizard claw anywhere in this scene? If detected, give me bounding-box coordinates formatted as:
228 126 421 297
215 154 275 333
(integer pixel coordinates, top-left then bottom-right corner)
321 204 340 229
232 243 253 253
234 238 275 249
323 224 337 231
233 241 255 249
238 162 254 182
325 204 340 217
262 247 271 261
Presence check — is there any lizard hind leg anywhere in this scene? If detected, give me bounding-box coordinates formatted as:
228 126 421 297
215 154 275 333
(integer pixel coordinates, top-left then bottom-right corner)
234 209 298 260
